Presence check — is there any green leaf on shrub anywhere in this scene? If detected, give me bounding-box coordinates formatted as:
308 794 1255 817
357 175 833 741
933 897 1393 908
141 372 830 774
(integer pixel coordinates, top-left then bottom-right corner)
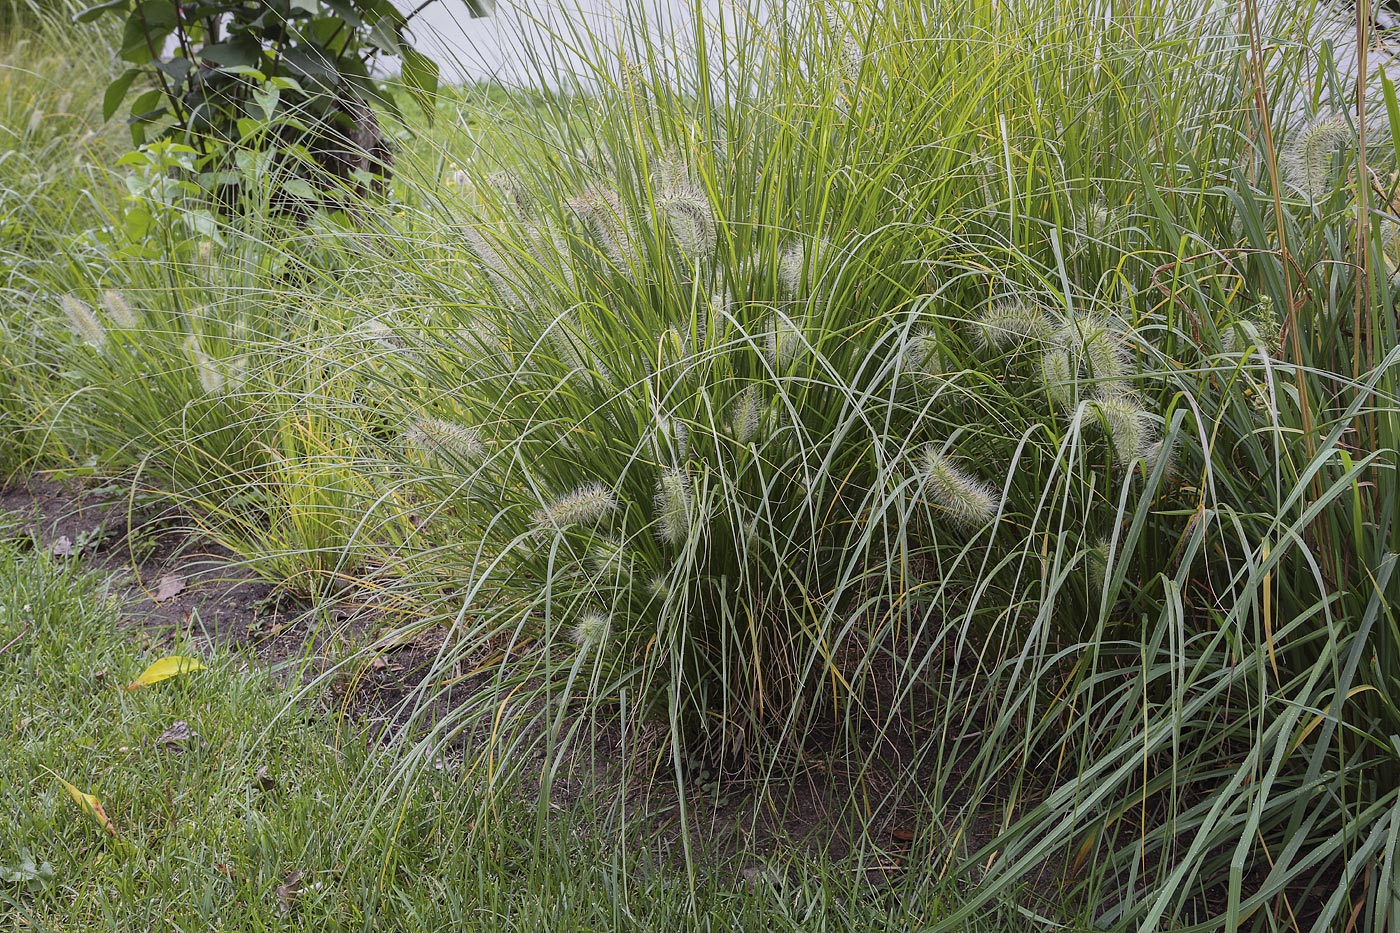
201 36 264 70
120 1 178 63
281 178 321 201
399 47 438 121
73 0 130 23
103 69 140 122
367 15 402 54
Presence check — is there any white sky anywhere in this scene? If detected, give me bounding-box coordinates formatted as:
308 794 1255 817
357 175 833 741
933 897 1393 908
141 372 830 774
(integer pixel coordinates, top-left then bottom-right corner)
391 0 744 88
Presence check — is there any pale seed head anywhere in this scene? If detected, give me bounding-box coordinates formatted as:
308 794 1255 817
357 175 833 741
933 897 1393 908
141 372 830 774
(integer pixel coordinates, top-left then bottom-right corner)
572 611 613 650
101 290 139 330
654 468 693 545
765 314 804 369
1092 395 1155 467
406 418 486 465
917 446 1001 531
907 326 943 376
971 300 1055 351
1282 114 1351 201
1040 346 1076 407
61 295 106 348
184 335 223 395
533 481 618 531
729 385 763 443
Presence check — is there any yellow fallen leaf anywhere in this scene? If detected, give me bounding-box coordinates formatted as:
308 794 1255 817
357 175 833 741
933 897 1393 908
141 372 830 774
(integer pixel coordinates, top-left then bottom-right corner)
57 779 116 836
127 656 206 691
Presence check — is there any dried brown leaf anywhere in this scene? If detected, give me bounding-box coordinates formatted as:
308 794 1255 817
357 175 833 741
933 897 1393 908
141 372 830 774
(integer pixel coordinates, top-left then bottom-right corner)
153 575 185 603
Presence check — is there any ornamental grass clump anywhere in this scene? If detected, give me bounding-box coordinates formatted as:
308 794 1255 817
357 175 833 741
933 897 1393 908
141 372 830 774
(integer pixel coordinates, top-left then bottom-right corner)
220 3 1400 929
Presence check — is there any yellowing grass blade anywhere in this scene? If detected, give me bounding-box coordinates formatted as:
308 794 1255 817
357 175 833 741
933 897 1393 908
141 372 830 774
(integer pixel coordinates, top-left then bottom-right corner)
57 779 116 836
127 656 206 690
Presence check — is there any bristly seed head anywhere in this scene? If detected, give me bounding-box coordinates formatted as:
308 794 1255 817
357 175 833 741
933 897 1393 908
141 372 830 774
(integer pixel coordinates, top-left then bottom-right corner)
533 481 618 531
461 226 526 309
766 314 804 369
1282 113 1351 202
1141 436 1179 483
101 290 139 329
655 159 716 263
654 468 693 545
567 186 631 266
183 336 247 396
917 446 1001 531
405 418 486 465
777 238 827 294
184 336 221 394
840 32 865 86
61 295 106 348
1086 537 1110 597
1092 395 1155 467
589 537 628 575
572 611 612 650
729 385 763 443
971 300 1055 350
907 326 943 376
1040 346 1076 407
1050 314 1132 397
659 188 717 263
485 170 535 220
656 412 690 461
645 574 671 601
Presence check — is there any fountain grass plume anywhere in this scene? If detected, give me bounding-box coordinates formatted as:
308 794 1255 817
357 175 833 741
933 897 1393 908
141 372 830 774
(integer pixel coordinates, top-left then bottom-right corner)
533 481 619 531
777 238 830 294
766 313 805 369
1092 394 1155 467
971 300 1055 350
907 326 943 375
486 170 535 220
100 290 138 329
567 185 632 266
1281 113 1351 201
572 610 613 650
1040 345 1077 407
657 185 717 263
917 446 1001 531
654 467 693 544
183 336 248 396
405 418 486 465
729 385 763 443
61 294 106 348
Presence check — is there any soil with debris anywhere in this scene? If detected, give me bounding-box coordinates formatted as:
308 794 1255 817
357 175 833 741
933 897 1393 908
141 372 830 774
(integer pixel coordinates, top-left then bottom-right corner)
0 477 309 662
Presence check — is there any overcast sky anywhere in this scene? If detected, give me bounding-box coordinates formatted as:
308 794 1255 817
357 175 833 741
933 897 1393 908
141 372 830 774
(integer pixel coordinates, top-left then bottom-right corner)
391 0 737 88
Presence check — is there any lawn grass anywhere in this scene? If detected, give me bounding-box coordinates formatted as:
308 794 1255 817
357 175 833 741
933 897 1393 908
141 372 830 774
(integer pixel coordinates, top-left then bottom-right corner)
0 535 1063 930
